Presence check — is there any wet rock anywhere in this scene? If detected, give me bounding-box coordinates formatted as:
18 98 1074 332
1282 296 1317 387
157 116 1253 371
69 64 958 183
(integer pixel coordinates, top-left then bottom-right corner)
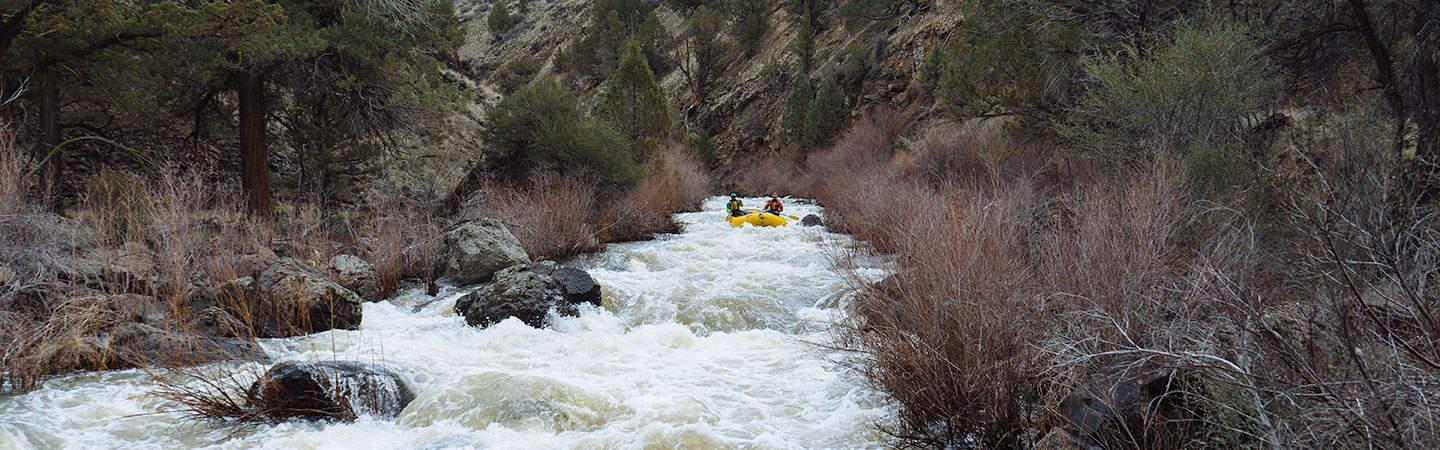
251 258 364 337
329 254 381 302
1035 427 1092 450
249 360 415 421
801 214 824 227
1057 367 1183 447
105 323 266 369
195 306 248 338
454 261 601 328
437 218 530 285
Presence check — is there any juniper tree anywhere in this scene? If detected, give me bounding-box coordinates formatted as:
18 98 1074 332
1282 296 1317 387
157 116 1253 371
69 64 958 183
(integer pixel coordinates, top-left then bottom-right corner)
600 40 671 150
488 0 515 35
803 77 846 148
783 74 814 143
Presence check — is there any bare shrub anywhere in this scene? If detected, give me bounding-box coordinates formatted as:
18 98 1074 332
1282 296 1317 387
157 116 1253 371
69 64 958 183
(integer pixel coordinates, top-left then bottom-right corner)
363 196 441 297
736 152 804 196
598 147 711 243
473 171 602 261
835 182 1043 448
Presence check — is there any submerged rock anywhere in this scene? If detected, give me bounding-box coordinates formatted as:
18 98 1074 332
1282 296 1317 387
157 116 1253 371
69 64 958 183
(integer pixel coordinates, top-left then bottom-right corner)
249 360 415 421
329 254 382 302
801 214 823 227
454 261 601 328
437 218 531 285
105 323 265 369
251 258 364 338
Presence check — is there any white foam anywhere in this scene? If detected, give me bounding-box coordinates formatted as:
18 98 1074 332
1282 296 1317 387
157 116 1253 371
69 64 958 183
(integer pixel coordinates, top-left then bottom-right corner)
0 197 892 449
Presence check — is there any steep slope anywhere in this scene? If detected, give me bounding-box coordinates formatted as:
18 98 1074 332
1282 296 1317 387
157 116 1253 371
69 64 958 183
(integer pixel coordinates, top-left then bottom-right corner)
451 0 961 164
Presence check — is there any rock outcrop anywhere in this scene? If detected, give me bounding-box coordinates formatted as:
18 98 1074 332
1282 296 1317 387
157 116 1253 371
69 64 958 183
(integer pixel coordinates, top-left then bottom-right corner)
436 218 530 285
249 360 415 421
329 254 381 302
801 214 824 227
454 261 601 328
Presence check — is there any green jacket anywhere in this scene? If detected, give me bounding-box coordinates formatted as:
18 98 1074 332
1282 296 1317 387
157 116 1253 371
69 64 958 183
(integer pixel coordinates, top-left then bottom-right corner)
726 198 743 212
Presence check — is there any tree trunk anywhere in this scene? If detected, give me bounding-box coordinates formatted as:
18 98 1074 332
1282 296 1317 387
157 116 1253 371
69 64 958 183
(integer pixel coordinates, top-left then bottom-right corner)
1408 18 1440 203
37 72 60 209
236 70 272 216
1346 0 1407 157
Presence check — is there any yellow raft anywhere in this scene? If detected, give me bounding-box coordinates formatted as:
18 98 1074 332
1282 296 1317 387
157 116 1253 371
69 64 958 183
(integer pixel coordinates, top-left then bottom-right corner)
726 209 788 227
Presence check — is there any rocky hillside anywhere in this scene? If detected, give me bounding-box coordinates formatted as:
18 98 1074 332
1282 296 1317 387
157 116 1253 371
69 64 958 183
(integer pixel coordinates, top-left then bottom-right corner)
450 0 959 165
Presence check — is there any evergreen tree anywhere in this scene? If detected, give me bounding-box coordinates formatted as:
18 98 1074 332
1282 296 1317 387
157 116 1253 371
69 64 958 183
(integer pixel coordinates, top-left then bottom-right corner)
489 0 515 35
803 77 846 148
731 0 769 56
634 9 673 74
600 40 671 150
680 6 726 103
484 79 641 186
517 0 530 15
791 10 816 74
783 74 814 143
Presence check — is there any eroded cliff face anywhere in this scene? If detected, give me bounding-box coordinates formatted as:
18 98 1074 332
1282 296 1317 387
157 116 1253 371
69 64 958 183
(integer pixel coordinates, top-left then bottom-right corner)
452 0 960 164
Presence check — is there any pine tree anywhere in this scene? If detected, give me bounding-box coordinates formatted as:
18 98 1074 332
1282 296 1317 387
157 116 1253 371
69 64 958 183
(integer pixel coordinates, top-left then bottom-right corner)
489 1 515 35
517 0 530 15
600 40 672 150
680 6 727 103
634 9 673 74
791 10 816 74
804 77 846 148
783 74 814 143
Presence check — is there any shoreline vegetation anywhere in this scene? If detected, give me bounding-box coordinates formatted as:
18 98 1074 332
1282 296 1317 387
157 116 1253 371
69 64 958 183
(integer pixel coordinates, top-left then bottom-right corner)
3 0 1440 447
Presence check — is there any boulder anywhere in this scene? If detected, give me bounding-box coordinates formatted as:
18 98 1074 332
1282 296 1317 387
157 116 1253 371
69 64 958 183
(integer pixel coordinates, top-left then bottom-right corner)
329 254 382 302
454 261 601 328
195 306 248 338
436 218 530 285
801 214 824 227
249 360 415 421
105 323 266 369
252 258 364 338
1057 367 1184 447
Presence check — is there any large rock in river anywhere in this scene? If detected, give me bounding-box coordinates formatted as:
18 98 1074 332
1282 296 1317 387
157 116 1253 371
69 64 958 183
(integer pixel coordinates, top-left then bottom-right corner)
252 258 364 337
249 360 415 421
436 218 530 285
454 261 601 328
329 254 381 302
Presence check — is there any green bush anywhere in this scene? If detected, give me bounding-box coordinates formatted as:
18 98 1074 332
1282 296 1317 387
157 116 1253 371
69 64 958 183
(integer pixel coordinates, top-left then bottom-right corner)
495 57 541 94
1060 21 1275 159
484 80 642 186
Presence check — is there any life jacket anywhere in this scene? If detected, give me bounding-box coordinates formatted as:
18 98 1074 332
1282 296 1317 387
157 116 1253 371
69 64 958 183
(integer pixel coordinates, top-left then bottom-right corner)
764 199 783 212
726 199 742 211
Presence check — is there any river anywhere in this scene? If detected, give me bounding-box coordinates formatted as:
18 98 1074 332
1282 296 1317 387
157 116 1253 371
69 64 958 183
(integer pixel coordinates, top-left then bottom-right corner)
0 196 890 449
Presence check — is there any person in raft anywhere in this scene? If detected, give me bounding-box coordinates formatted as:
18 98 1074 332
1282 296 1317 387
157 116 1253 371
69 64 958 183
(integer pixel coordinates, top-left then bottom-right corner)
763 194 784 215
727 193 746 217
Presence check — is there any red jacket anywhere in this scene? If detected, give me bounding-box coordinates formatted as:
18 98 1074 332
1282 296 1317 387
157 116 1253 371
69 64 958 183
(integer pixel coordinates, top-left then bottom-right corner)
764 198 783 212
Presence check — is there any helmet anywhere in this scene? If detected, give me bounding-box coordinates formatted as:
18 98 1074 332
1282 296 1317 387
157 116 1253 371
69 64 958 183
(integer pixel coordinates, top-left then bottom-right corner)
771 193 779 197
730 193 737 197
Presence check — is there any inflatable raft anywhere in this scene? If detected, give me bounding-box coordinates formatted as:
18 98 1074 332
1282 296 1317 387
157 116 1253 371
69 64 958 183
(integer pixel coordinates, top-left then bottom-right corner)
726 209 788 227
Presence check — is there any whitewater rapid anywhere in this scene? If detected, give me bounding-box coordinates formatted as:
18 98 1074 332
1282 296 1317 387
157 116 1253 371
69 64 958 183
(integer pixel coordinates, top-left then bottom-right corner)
0 196 890 449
